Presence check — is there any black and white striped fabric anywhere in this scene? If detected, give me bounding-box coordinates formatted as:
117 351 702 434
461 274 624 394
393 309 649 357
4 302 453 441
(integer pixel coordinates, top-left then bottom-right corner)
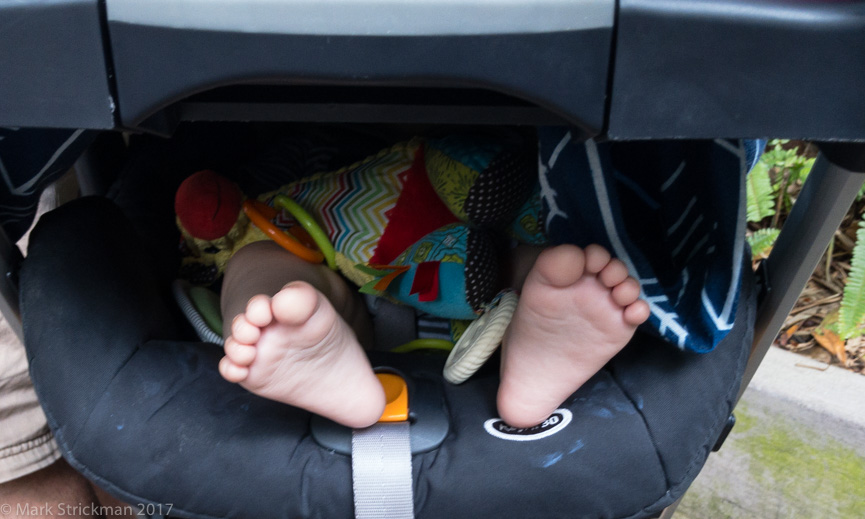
540 128 765 353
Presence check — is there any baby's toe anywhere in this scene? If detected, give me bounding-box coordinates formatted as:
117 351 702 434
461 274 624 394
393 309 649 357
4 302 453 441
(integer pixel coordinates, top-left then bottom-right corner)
231 314 262 345
219 356 250 383
611 278 641 308
272 282 322 326
623 300 651 326
598 258 630 288
531 245 585 288
244 294 275 328
584 244 612 274
224 337 257 366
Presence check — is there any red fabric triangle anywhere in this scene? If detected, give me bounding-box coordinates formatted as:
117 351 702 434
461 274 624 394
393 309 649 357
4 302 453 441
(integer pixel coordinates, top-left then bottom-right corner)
411 261 441 302
370 145 460 265
370 264 411 291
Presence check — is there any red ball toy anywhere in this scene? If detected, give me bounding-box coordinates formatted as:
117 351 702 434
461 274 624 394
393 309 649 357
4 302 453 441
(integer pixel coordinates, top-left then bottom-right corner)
175 170 243 240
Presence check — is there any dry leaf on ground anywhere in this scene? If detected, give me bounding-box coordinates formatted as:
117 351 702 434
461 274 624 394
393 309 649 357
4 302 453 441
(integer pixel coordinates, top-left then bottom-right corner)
812 328 848 364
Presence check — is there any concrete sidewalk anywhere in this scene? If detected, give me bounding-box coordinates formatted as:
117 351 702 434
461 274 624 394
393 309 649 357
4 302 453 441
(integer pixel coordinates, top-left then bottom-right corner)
677 347 865 519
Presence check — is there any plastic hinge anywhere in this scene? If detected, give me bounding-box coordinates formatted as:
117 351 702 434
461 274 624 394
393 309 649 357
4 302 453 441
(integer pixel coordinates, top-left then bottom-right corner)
712 413 736 452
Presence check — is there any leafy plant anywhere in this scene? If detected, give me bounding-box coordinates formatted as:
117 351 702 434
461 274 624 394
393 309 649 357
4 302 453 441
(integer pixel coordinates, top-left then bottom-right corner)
759 140 816 185
761 140 816 218
746 161 776 223
746 140 816 260
839 219 865 339
751 141 865 366
747 228 781 259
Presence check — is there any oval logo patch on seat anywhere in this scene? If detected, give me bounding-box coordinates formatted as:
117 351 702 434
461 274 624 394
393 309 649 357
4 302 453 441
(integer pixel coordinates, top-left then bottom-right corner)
484 409 572 441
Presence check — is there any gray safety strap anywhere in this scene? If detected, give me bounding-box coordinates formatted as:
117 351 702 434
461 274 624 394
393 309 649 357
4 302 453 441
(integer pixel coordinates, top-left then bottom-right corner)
351 422 415 519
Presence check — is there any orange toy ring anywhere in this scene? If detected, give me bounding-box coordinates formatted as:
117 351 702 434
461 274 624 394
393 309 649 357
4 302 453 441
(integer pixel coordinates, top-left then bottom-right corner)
242 199 325 264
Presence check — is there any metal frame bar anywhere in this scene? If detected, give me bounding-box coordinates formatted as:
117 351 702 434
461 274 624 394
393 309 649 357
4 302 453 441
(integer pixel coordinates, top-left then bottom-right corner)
0 226 24 342
737 151 865 402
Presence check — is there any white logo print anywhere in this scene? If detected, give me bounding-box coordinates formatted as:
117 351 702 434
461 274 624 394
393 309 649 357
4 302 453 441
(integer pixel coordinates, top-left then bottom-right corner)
484 409 572 441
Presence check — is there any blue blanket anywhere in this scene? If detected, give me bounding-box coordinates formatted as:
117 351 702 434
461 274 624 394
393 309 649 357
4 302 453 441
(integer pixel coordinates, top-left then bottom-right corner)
539 128 764 353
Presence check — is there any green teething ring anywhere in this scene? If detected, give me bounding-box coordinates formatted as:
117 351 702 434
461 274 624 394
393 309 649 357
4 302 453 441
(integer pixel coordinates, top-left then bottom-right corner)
189 286 224 337
273 195 337 270
391 339 455 354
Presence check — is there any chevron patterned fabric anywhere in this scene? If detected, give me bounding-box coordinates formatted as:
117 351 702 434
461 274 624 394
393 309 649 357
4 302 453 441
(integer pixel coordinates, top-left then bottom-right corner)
262 141 420 265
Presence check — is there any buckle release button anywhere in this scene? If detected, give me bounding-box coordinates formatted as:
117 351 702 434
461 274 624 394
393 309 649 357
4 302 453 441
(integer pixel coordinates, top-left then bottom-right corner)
377 373 409 422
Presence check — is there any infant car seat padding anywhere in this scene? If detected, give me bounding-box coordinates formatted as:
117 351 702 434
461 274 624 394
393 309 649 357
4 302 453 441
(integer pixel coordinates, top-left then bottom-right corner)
22 198 754 519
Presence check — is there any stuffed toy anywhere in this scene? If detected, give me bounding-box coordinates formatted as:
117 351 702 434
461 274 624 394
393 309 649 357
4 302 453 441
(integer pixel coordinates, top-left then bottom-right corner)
176 135 546 321
175 169 269 285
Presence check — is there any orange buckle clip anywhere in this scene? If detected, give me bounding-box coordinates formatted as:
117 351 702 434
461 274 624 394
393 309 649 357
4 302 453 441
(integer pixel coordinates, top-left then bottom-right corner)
376 373 409 423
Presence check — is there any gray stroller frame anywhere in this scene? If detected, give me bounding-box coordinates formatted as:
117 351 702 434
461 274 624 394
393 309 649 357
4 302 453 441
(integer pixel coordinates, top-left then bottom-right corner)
2 0 865 517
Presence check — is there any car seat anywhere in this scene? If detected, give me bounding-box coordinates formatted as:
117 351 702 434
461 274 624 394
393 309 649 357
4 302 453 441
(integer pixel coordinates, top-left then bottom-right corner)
2 1 864 518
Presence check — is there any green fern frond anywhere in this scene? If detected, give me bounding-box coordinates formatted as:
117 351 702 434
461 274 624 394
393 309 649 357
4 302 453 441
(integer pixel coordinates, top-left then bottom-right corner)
791 156 816 185
839 219 865 339
746 161 776 223
747 228 780 259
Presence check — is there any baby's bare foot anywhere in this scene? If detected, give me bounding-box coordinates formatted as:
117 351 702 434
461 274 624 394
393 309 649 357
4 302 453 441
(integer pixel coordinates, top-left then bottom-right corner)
497 244 650 428
218 281 385 428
